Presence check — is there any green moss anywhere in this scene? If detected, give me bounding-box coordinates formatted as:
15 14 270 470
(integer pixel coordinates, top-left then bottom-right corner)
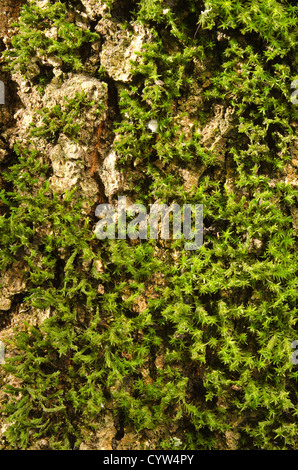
29 91 105 142
0 0 297 451
3 0 99 79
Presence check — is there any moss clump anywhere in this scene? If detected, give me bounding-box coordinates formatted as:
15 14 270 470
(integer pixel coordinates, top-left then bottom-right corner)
29 91 105 141
3 0 99 79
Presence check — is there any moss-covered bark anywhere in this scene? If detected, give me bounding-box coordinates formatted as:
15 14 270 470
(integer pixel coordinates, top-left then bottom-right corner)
0 0 297 450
